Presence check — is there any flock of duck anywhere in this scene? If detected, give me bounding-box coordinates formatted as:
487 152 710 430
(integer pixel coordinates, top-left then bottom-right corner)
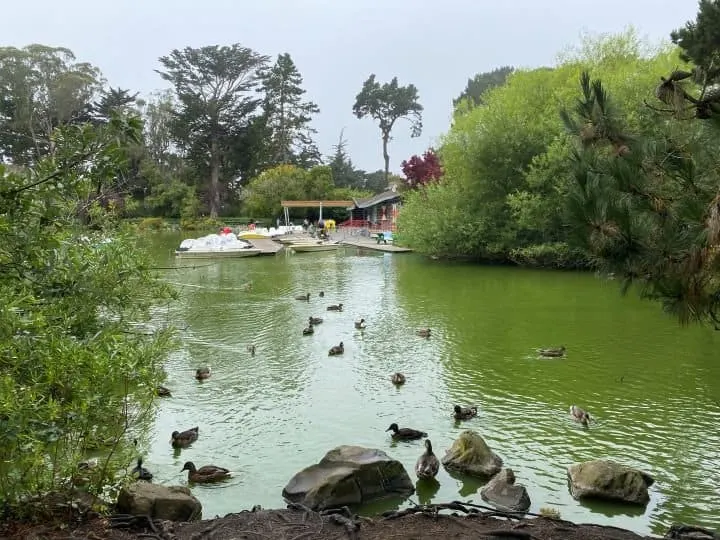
139 293 592 488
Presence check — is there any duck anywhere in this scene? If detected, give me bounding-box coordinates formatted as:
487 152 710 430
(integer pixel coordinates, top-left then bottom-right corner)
181 461 232 483
570 405 592 427
453 405 478 420
156 385 172 397
417 328 431 338
302 323 315 335
326 303 343 311
195 367 211 380
319 291 325 297
415 439 440 479
391 372 406 385
386 423 427 440
309 316 323 325
538 346 566 358
328 342 344 356
171 426 199 448
295 293 310 301
131 457 153 482
354 318 366 329
247 344 256 356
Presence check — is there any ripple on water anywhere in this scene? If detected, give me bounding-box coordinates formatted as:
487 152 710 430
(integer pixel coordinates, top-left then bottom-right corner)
139 242 720 535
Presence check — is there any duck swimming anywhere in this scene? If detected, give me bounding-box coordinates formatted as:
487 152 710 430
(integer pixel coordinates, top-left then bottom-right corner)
327 303 343 311
415 439 440 479
453 405 478 420
309 316 323 325
131 457 153 481
171 426 199 448
295 293 310 301
303 322 315 335
156 385 172 397
417 328 431 338
538 346 566 358
570 405 592 426
354 318 366 329
181 461 232 483
195 367 211 380
391 372 406 385
319 291 325 297
328 342 344 356
386 423 427 440
247 344 256 356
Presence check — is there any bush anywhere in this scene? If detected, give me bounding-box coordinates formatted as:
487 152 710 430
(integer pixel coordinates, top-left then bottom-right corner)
508 242 588 269
180 216 225 231
136 217 169 231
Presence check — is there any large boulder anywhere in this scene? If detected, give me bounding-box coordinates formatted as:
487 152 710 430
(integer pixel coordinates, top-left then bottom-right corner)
441 430 503 478
567 459 654 505
116 483 202 521
282 445 414 510
480 468 531 512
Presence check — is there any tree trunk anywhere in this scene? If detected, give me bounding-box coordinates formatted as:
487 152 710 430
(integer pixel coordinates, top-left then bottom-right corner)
209 136 220 218
382 132 390 187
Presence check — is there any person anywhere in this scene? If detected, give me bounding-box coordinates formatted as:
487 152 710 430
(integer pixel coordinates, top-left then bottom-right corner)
248 219 256 231
276 217 281 229
303 218 309 230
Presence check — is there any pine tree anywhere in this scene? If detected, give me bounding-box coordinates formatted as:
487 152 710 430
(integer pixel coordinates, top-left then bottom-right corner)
328 129 366 189
260 53 320 167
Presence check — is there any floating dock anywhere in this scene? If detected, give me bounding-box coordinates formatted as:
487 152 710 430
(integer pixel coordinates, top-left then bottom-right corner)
247 238 284 255
340 238 413 253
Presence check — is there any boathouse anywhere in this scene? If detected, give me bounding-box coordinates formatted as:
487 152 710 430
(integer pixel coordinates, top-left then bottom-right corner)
345 186 402 231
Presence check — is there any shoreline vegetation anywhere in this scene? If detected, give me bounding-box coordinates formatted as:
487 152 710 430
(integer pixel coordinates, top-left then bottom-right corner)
1 2 719 538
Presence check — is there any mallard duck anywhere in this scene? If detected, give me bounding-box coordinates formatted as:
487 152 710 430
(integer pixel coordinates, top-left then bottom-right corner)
453 405 478 420
386 423 427 440
354 318 366 329
171 426 199 448
570 405 592 427
326 303 343 311
156 385 172 397
328 342 344 356
391 372 406 385
417 328 431 338
295 293 310 301
302 323 314 335
247 344 256 356
181 461 232 483
319 291 325 297
309 316 323 325
538 346 566 358
415 439 440 479
195 367 211 380
77 458 98 471
131 457 153 481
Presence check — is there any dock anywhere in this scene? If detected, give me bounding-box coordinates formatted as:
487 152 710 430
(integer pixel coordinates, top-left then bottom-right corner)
247 238 284 255
340 238 413 253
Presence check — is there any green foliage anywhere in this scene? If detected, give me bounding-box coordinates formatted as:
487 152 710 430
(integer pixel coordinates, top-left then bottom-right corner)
353 74 423 182
260 53 321 166
671 0 720 68
179 216 224 231
0 114 176 513
328 129 368 190
453 66 514 108
399 30 683 264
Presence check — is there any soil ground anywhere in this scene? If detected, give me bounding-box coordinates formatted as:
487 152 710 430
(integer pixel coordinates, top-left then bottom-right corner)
0 506 665 540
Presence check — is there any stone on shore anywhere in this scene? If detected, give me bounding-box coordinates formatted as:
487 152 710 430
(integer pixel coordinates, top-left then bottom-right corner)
441 430 503 478
480 468 531 512
567 459 654 505
116 483 202 521
282 445 414 510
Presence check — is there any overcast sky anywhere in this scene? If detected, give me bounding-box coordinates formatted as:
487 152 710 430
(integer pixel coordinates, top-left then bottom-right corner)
4 0 700 174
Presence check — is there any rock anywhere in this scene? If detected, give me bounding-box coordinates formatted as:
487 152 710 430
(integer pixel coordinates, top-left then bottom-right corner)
665 523 720 540
441 430 503 478
282 445 414 510
567 459 654 505
480 468 531 512
116 483 202 521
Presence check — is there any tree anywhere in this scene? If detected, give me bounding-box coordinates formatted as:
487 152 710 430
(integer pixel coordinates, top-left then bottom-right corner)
92 86 139 124
453 66 514 108
401 148 443 188
259 53 320 166
328 129 366 189
0 44 101 164
352 74 423 183
157 45 269 217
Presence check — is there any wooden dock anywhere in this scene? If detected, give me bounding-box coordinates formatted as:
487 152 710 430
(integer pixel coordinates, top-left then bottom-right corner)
247 238 284 255
340 238 413 253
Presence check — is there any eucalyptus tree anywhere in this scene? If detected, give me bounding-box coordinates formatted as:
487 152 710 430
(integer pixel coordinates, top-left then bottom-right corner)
157 44 269 217
353 74 423 183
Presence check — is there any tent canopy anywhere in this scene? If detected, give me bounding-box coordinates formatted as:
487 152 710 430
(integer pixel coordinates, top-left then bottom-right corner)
280 200 354 222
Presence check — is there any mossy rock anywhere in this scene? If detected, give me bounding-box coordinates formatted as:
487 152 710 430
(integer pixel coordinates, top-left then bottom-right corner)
441 430 503 478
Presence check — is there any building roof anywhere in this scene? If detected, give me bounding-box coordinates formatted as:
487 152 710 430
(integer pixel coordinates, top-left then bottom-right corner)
352 189 401 209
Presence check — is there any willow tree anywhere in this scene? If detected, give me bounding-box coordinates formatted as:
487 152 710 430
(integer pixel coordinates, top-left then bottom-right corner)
353 74 422 183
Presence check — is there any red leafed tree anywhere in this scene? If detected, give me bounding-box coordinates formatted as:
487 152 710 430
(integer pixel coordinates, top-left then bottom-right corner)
401 148 443 188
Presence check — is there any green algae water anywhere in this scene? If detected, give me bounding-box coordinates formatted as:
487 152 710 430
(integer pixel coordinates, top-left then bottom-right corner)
140 233 720 536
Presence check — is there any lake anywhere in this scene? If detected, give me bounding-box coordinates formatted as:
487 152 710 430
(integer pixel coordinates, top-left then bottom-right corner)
139 232 720 537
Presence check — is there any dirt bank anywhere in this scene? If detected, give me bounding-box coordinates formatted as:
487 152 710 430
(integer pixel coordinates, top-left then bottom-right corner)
2 503 717 540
